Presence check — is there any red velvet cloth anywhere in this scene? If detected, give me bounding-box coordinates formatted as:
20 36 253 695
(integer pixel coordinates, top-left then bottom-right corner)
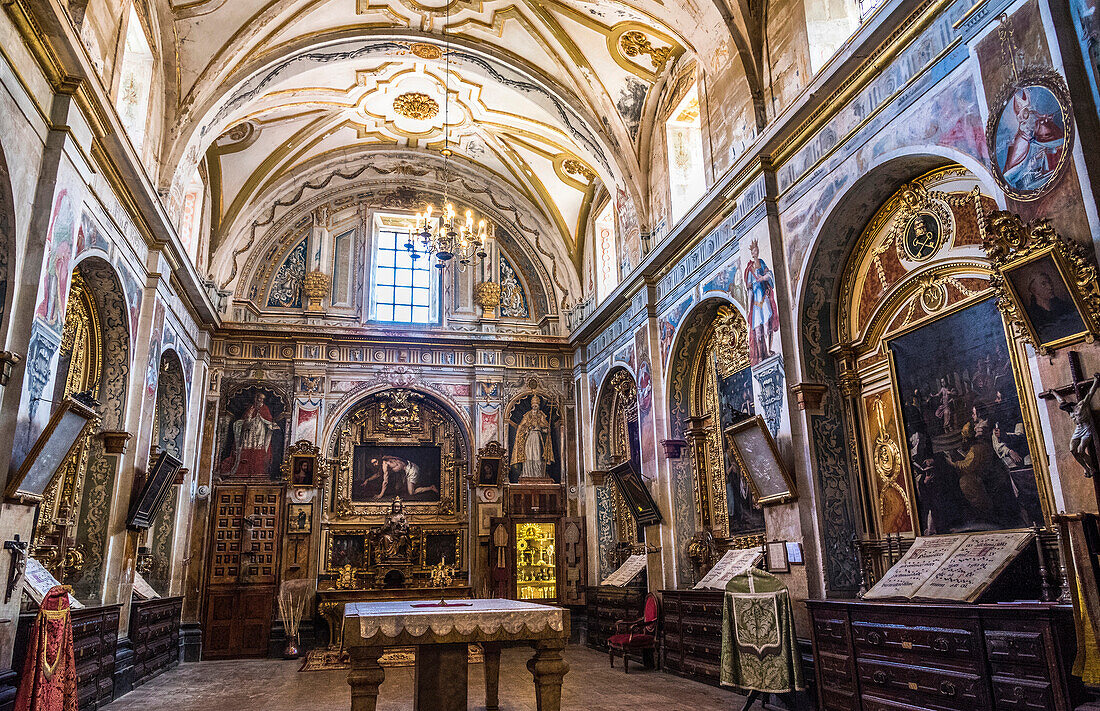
14 587 77 711
608 633 655 649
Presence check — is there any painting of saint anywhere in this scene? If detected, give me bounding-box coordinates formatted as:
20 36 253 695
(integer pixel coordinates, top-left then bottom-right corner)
992 84 1069 197
291 457 315 486
36 190 76 330
507 393 560 482
889 297 1043 535
218 387 287 480
1003 254 1088 347
743 239 778 364
352 445 441 502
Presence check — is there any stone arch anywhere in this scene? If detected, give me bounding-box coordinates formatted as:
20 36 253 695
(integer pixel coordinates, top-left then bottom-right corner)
58 256 132 601
147 348 187 594
793 154 994 596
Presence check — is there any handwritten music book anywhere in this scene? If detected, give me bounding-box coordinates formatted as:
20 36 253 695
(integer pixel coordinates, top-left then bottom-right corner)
693 548 764 590
601 554 648 587
863 530 1033 603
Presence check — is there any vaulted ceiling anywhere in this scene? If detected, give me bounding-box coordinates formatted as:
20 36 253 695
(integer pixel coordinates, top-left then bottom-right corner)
158 0 765 292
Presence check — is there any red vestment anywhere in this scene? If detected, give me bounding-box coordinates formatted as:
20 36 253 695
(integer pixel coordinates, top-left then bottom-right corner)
14 587 77 711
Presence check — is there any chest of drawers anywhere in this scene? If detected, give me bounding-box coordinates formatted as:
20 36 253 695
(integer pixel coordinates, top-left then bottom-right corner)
659 589 725 684
129 596 182 687
807 600 1082 711
585 585 645 651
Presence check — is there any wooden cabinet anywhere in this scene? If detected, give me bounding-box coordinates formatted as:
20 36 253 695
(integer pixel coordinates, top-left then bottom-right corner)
585 584 646 652
129 597 182 687
14 604 121 711
807 600 1082 711
487 515 586 606
659 589 724 684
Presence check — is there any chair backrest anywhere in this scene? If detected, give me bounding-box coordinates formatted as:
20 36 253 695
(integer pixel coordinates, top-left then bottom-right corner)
643 593 659 623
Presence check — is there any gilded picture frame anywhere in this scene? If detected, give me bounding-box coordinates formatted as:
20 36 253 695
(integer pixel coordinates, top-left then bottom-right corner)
5 396 98 503
281 439 325 487
724 415 797 506
983 211 1100 354
998 246 1094 351
475 440 507 486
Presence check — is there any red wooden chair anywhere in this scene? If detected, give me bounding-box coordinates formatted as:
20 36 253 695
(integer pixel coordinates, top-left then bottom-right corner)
608 593 660 673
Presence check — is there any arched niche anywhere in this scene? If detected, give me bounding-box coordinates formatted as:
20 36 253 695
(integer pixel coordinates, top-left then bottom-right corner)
326 388 469 520
592 366 641 578
669 297 759 536
35 256 132 603
796 159 1046 594
836 168 1049 542
148 349 188 594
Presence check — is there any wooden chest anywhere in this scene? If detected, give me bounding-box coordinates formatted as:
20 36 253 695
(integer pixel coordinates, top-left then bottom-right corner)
585 584 645 651
659 589 724 684
807 599 1082 711
129 596 182 687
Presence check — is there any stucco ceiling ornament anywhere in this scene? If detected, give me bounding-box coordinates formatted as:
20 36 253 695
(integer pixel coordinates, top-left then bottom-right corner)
562 159 595 183
393 92 440 121
410 43 443 60
619 31 673 72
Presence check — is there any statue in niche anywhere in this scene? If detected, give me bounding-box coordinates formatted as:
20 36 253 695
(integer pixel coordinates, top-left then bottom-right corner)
512 394 553 479
373 498 415 563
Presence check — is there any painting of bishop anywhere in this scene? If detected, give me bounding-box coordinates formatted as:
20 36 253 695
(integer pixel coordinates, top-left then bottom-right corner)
219 387 288 480
508 393 561 483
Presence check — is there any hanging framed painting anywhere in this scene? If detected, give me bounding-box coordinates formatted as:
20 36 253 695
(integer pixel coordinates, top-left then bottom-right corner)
986 67 1074 202
724 415 797 506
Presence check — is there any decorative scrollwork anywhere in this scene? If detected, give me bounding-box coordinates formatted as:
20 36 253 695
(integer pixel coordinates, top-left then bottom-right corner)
561 159 595 182
619 31 673 72
713 305 750 378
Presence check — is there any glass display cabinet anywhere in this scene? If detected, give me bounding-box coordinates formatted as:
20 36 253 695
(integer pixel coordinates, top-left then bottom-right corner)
515 522 557 601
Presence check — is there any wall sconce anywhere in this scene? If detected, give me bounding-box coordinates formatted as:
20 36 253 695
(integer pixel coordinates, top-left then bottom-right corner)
0 351 22 386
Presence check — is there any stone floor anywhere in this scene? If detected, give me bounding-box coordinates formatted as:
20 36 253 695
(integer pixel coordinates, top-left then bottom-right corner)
104 645 748 711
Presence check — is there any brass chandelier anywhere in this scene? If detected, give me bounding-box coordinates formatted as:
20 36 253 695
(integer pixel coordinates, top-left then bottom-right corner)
406 7 488 271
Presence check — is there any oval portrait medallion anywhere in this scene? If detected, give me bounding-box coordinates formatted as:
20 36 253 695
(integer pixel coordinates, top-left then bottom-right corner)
987 70 1074 201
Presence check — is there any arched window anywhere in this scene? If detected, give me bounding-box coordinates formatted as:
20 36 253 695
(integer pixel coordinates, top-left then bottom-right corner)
116 4 154 152
666 86 705 223
594 201 618 303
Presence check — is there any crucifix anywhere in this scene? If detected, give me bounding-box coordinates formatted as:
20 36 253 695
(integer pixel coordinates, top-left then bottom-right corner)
1040 351 1100 511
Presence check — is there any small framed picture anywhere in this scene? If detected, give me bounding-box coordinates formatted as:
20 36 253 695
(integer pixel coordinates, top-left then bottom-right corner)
289 454 316 487
725 416 797 506
1000 246 1094 351
475 441 506 485
766 540 790 573
785 541 804 565
288 503 312 534
478 502 502 536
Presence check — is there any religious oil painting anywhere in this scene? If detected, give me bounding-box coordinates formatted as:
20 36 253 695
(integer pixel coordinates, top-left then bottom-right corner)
507 393 561 483
1001 250 1090 349
217 386 288 481
351 444 441 502
719 367 763 535
988 75 1073 201
330 534 365 569
889 296 1044 535
289 455 316 486
287 503 312 534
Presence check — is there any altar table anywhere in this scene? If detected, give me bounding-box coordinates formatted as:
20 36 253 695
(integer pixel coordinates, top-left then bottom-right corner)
344 599 570 711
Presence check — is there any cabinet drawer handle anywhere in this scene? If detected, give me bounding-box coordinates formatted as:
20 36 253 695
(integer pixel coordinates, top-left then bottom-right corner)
866 631 883 646
939 681 957 697
932 637 950 652
872 671 888 685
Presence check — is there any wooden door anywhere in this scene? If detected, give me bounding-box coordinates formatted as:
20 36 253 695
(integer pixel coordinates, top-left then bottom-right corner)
202 485 283 659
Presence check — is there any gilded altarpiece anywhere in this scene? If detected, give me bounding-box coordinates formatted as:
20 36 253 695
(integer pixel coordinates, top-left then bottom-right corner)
322 389 469 586
836 168 1053 547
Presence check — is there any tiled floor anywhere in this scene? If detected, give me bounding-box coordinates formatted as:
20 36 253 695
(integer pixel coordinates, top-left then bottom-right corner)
104 645 748 710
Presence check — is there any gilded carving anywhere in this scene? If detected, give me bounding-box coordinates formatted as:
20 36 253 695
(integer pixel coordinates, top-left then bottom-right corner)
713 305 749 378
378 389 422 434
393 92 440 120
302 270 331 311
619 30 673 72
474 281 501 310
561 159 595 182
410 43 443 60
